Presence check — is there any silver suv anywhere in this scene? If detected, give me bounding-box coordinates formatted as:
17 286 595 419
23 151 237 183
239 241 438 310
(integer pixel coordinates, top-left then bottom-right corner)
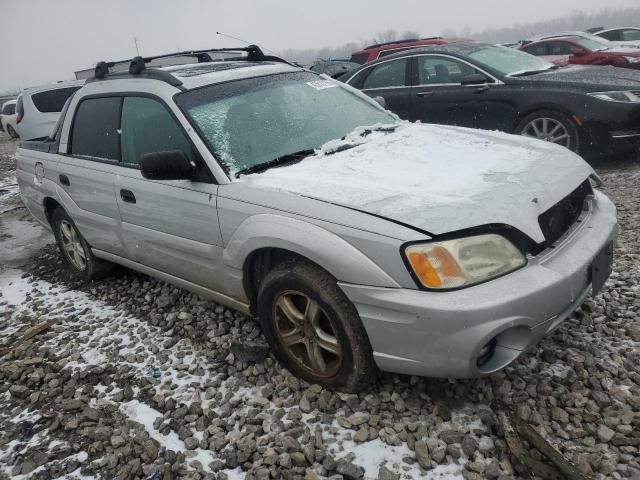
17 47 617 391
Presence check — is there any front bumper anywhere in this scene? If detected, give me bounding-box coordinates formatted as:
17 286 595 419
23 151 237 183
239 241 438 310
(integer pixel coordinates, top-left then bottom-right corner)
339 190 617 378
582 101 640 155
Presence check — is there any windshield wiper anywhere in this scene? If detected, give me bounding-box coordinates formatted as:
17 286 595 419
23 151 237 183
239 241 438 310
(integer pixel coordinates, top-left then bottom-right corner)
510 65 560 77
360 124 399 136
235 149 315 177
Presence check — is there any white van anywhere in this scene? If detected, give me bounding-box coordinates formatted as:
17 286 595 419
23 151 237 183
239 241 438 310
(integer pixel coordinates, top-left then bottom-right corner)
15 80 84 140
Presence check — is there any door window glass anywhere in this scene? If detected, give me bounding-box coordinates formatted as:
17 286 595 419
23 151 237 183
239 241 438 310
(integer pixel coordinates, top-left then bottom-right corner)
621 29 640 41
120 97 196 167
523 43 548 56
362 59 408 89
547 41 576 55
2 104 15 115
598 30 620 41
71 97 121 160
417 56 477 84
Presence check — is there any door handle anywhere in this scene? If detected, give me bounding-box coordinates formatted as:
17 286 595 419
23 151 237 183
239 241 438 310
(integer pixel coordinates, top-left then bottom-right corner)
415 91 434 97
474 85 490 93
59 174 70 186
120 189 136 204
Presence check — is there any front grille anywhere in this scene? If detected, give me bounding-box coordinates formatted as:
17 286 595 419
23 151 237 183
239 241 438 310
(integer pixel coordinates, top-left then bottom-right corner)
537 180 592 250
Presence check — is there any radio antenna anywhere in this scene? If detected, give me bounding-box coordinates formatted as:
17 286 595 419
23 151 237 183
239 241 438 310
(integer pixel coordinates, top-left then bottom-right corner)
216 31 277 55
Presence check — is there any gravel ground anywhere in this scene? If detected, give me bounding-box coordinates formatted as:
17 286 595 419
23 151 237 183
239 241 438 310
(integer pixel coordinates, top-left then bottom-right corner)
0 130 638 480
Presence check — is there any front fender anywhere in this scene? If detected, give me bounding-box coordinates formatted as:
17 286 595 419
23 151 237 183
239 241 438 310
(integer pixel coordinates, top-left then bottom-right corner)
223 214 401 288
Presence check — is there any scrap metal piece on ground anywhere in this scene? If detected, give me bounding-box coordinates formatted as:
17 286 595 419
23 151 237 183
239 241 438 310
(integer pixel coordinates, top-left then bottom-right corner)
0 318 58 356
496 406 593 480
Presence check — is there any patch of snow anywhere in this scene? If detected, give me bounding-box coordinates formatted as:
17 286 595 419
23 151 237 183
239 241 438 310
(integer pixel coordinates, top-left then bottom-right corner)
120 400 183 452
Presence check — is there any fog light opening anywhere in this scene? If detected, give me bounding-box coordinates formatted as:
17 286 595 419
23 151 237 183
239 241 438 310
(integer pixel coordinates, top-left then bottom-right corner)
477 337 497 368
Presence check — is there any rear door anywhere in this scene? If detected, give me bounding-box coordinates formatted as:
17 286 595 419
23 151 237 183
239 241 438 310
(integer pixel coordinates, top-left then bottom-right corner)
348 57 414 119
56 96 125 255
113 95 227 292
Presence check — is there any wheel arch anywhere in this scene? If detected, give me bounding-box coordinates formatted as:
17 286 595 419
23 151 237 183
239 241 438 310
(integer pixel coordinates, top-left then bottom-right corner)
224 214 401 308
43 196 63 226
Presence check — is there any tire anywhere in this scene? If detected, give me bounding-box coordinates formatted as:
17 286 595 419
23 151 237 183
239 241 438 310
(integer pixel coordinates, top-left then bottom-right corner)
257 260 378 392
6 124 19 139
514 110 580 153
51 207 112 280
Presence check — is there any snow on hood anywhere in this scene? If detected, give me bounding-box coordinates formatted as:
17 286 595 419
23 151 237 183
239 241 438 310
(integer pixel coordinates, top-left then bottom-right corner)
240 123 594 243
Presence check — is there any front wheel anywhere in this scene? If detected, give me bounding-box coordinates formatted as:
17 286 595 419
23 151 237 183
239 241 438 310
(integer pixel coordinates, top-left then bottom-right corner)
515 110 580 153
257 260 378 392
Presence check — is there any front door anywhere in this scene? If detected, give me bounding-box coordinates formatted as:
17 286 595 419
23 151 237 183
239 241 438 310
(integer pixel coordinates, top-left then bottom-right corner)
113 96 228 293
407 54 515 132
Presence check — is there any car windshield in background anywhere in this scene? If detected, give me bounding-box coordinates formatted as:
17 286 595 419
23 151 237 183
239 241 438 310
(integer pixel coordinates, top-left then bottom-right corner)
467 45 556 76
176 72 395 173
575 37 609 52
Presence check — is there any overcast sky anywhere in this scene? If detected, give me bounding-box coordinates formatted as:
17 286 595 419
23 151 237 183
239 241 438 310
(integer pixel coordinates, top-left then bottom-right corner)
0 0 636 92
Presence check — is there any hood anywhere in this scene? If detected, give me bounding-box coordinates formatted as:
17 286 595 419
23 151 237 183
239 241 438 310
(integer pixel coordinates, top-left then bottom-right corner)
240 123 594 244
522 64 640 89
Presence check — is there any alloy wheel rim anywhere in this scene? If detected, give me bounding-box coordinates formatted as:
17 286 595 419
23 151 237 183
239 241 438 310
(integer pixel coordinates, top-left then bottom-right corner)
272 291 343 377
521 118 571 147
60 220 87 270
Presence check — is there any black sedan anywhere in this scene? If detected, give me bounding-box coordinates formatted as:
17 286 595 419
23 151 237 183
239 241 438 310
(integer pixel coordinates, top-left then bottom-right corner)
342 42 640 157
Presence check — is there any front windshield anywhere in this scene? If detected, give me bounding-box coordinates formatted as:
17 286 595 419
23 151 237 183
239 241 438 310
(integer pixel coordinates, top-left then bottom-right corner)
176 72 395 173
466 45 555 76
575 37 609 52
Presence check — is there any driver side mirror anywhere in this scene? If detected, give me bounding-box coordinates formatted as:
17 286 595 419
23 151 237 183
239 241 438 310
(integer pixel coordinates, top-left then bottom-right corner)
140 150 193 180
461 73 491 85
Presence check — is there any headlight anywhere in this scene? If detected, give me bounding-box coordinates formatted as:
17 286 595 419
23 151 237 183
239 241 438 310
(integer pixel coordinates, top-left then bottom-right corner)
623 56 640 64
405 234 526 289
588 91 640 103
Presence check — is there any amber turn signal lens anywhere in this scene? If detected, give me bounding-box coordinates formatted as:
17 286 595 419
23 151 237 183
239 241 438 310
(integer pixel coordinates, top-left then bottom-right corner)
407 246 464 289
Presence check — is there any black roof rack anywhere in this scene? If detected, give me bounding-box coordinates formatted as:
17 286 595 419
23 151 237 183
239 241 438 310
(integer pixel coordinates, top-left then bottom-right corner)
90 45 291 87
363 37 443 50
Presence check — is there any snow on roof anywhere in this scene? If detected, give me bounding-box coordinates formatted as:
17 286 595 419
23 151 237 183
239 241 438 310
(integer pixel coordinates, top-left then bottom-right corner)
162 61 300 89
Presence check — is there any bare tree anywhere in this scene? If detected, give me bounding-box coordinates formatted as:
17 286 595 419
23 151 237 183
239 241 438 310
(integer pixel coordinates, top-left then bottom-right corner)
401 30 421 40
372 29 397 44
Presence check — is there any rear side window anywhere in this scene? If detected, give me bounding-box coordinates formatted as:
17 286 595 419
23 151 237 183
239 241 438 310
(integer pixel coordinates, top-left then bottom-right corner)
31 86 82 113
2 104 15 115
120 97 195 166
361 58 408 89
16 96 24 117
349 53 370 65
71 97 121 160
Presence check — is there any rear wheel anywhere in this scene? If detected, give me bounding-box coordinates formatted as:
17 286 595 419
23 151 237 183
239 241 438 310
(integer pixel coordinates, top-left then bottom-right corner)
257 260 378 392
51 207 112 280
515 110 580 153
6 125 19 139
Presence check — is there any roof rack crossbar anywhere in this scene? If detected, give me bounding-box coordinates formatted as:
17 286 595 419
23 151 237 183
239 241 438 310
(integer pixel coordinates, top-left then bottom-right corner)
363 36 443 50
91 45 291 84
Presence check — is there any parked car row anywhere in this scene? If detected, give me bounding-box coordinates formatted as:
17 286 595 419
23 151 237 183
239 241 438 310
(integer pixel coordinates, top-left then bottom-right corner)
17 47 617 391
337 31 640 158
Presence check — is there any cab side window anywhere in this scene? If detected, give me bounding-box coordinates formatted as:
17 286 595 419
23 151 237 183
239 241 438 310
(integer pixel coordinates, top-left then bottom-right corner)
71 97 121 161
361 59 408 89
120 97 196 167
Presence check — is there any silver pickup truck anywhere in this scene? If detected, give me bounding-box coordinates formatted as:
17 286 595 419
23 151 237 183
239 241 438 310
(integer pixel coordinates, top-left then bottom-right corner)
16 47 617 392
